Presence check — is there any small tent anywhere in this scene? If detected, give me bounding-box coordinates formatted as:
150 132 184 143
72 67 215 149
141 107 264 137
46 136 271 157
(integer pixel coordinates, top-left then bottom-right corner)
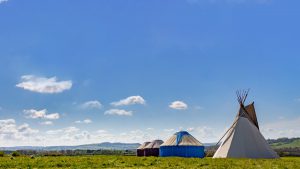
160 131 205 158
137 142 151 156
144 140 164 157
213 90 279 159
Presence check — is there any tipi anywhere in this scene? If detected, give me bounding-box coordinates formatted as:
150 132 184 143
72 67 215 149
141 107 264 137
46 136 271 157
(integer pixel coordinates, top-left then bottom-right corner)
213 90 279 159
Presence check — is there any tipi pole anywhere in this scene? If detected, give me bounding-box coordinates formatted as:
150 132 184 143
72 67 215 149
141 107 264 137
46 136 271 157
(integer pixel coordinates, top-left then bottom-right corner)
215 117 239 146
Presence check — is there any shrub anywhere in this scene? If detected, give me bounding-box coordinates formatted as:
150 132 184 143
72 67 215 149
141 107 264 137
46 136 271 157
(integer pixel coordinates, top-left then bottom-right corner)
0 151 4 157
11 151 20 157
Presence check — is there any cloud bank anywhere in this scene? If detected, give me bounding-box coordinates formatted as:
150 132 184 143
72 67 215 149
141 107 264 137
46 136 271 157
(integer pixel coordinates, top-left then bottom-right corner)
0 119 38 141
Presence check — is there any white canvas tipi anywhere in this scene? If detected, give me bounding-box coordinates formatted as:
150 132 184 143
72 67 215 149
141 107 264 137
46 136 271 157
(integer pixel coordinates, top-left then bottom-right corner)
213 91 279 159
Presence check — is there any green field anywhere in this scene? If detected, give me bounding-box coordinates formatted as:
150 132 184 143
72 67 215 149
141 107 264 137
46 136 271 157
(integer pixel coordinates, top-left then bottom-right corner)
0 156 299 169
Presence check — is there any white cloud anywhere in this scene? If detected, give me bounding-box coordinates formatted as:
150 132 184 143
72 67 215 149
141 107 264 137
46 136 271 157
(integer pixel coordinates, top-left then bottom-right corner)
44 127 94 145
17 123 39 136
194 126 218 140
24 109 60 120
187 127 195 132
104 109 133 116
169 101 188 110
46 129 63 135
46 126 79 135
80 100 102 109
73 131 91 140
111 96 146 106
40 121 53 125
164 129 175 132
44 113 60 120
74 119 92 124
24 109 45 119
261 117 300 139
117 130 153 142
16 75 72 94
64 126 80 134
0 122 197 146
97 130 108 134
0 119 38 141
0 119 16 135
0 0 8 4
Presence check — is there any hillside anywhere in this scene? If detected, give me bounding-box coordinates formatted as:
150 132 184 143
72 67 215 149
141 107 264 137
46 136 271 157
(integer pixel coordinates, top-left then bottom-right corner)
267 138 300 149
0 142 140 151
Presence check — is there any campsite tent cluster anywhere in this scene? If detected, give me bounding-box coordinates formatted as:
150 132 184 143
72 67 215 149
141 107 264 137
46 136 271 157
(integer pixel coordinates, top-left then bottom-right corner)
137 131 205 158
137 91 279 159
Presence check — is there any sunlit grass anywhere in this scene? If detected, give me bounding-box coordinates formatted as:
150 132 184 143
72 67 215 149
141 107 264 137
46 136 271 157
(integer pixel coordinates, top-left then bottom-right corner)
0 155 299 169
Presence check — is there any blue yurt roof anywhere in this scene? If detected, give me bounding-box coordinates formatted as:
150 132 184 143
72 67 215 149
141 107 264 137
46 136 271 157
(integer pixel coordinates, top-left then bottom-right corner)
161 131 203 146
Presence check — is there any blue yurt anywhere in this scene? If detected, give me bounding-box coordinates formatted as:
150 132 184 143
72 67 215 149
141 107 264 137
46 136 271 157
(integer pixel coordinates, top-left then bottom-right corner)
160 131 205 158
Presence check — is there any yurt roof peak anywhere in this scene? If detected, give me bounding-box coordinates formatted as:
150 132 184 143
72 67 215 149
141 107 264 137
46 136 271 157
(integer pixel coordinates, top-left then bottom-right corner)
161 131 203 146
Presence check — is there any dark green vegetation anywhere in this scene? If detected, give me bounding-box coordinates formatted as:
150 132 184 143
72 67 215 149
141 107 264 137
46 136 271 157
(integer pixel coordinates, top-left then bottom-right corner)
11 151 20 157
0 155 299 169
16 149 135 156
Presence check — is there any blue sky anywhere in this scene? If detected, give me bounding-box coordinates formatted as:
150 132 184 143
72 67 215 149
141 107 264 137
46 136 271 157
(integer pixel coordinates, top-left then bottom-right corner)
0 0 300 146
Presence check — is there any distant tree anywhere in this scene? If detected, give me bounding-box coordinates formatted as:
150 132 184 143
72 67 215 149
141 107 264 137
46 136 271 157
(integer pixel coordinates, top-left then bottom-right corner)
11 151 20 157
0 151 4 157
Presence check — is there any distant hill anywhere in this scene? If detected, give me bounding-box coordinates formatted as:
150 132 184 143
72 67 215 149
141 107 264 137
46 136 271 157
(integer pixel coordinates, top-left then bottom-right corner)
0 142 216 151
267 137 300 149
0 142 140 151
1 138 299 152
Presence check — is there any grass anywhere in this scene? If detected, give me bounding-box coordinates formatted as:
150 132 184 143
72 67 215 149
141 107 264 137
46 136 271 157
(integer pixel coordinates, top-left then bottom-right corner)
0 155 299 169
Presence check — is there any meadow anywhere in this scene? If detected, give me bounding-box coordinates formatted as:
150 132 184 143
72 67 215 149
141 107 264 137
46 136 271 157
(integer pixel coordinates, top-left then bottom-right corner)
0 155 299 169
